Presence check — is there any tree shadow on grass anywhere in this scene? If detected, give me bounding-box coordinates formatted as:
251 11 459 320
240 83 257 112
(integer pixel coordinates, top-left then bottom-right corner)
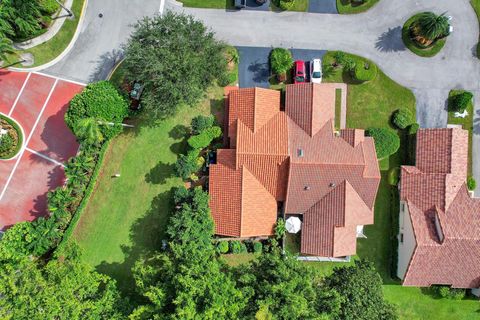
95 189 173 304
169 124 189 139
145 162 175 184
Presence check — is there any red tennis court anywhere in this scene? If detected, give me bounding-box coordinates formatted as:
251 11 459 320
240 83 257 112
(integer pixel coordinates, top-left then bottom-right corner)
0 71 84 230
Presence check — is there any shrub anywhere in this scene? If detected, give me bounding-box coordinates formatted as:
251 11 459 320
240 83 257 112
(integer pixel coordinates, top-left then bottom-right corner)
0 133 14 154
218 72 237 87
174 150 202 180
216 241 229 254
270 48 293 75
449 91 473 113
230 241 243 254
408 123 420 135
240 242 248 253
388 167 400 186
278 0 295 10
66 81 129 140
435 286 466 300
275 218 286 239
366 128 400 159
38 0 60 15
191 115 215 134
352 59 377 82
253 241 263 254
187 126 222 150
392 108 415 129
467 176 476 191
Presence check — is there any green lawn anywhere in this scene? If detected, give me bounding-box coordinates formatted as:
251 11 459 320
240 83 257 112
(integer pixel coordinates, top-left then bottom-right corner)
471 0 480 58
73 79 224 298
271 0 309 12
334 88 342 129
178 0 234 9
447 90 474 175
402 13 447 58
7 0 85 68
336 0 380 14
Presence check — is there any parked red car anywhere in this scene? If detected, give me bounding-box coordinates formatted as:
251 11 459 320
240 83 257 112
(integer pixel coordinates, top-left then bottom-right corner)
294 60 306 84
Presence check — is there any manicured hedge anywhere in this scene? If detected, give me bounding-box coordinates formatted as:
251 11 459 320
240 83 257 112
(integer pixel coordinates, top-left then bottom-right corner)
448 91 473 113
0 114 23 159
366 127 400 159
392 108 415 129
467 176 477 191
56 141 111 253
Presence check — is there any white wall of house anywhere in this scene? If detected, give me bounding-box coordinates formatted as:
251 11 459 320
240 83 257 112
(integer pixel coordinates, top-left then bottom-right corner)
397 201 416 280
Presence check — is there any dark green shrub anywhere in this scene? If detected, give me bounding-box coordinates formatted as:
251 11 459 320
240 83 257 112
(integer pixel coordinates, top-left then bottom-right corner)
218 72 237 87
38 0 59 15
253 241 263 254
449 91 473 113
230 240 242 254
435 286 466 300
240 242 248 253
173 186 190 205
270 48 293 75
174 150 202 180
0 133 14 154
278 0 295 10
366 128 401 159
274 218 286 239
216 241 229 254
191 115 215 134
392 108 415 129
408 123 420 135
388 167 400 186
467 176 476 191
352 59 377 82
187 126 222 150
66 81 129 140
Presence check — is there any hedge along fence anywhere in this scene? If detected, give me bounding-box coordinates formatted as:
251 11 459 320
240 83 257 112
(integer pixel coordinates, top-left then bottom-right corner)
55 140 111 253
0 113 24 160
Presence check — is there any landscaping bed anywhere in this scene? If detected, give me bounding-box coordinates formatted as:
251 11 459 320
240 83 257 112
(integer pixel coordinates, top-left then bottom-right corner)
271 0 309 12
0 115 23 159
402 13 447 58
336 0 379 14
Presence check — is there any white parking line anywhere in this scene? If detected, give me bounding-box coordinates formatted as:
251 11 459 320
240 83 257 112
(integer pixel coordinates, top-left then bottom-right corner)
33 71 87 87
0 79 59 202
25 147 66 168
8 73 32 116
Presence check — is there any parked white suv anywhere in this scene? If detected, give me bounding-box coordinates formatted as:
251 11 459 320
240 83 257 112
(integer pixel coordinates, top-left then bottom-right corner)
310 59 322 83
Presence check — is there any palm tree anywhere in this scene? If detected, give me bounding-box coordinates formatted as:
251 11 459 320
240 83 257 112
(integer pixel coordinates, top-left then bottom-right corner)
74 118 104 146
413 12 450 42
0 37 14 63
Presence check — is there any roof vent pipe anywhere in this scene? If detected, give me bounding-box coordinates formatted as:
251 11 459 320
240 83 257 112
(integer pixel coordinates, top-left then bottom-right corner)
329 183 336 188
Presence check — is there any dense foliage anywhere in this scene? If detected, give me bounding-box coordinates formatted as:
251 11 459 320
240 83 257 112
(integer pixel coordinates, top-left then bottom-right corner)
0 242 124 319
66 81 129 141
367 127 400 159
448 90 473 113
270 48 294 75
325 260 397 320
413 12 450 42
0 0 59 40
273 0 295 10
191 115 215 134
392 108 415 129
122 12 227 118
0 115 22 159
467 176 476 191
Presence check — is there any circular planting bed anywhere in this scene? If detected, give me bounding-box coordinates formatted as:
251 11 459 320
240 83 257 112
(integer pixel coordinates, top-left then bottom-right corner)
0 114 23 160
402 13 447 58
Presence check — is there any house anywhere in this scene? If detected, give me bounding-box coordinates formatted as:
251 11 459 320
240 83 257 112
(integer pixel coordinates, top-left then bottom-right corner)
209 83 381 258
397 128 480 294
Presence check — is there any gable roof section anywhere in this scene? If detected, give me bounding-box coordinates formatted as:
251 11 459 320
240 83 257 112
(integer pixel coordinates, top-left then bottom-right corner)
400 128 480 288
285 83 335 137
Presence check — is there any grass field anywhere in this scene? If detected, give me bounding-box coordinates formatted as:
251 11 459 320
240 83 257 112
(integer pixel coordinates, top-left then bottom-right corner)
178 0 234 9
8 0 85 68
447 90 474 175
336 0 380 14
73 72 224 298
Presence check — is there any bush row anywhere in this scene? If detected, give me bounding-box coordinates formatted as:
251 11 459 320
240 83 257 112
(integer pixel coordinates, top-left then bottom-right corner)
215 240 264 254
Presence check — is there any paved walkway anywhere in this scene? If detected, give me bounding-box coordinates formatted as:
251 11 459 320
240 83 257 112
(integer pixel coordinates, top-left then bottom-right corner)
14 0 75 50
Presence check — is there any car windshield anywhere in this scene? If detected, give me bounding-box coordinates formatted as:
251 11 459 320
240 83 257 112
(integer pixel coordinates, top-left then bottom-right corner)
296 76 305 82
312 71 322 78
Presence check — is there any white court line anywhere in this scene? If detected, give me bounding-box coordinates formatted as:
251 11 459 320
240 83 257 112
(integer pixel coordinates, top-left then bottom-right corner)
25 147 65 168
33 71 87 87
8 73 32 116
0 79 59 202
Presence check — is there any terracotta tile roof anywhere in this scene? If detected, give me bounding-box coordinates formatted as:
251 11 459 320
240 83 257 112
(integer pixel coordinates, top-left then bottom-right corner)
400 128 480 289
209 84 380 254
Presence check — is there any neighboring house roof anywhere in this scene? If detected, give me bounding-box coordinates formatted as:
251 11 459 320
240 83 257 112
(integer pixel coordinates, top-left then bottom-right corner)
400 128 480 289
209 83 381 257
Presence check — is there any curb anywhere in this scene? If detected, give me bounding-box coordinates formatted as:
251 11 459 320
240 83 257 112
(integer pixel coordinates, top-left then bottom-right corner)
9 0 89 73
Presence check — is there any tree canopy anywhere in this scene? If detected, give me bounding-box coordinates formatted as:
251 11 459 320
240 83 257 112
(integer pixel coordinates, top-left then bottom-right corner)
122 12 227 119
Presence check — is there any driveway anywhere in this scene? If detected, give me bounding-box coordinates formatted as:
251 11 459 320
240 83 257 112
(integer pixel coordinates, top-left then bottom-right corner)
237 46 326 88
43 0 161 83
308 0 337 14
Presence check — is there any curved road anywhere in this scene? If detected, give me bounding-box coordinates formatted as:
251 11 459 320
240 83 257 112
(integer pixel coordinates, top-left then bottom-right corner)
42 0 480 187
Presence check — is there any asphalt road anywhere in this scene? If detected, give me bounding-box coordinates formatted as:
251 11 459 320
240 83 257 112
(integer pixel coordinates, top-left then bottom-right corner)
43 0 161 83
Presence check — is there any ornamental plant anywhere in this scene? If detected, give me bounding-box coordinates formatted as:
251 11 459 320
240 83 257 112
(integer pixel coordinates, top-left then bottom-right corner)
270 48 293 78
366 127 400 159
449 91 473 113
392 108 415 129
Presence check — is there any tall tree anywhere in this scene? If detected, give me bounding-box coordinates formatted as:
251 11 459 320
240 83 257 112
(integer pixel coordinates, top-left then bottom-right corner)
122 12 227 119
324 260 397 320
0 37 14 63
